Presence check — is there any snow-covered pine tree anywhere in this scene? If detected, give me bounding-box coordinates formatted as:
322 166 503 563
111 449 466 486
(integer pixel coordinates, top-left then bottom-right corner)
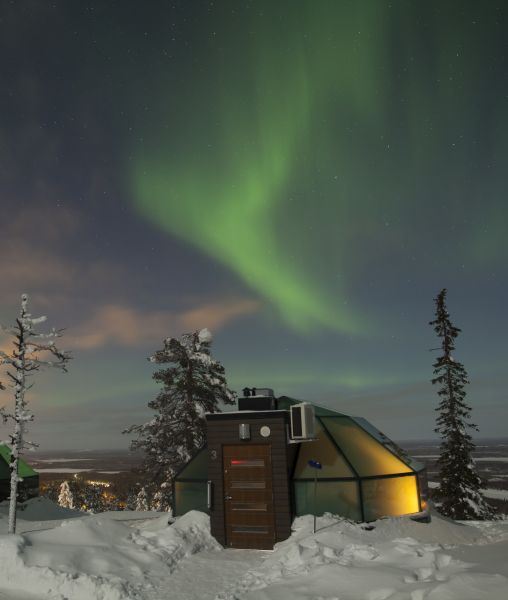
151 488 164 512
58 480 75 509
430 288 492 520
136 486 149 511
0 293 71 534
124 328 236 505
125 488 138 511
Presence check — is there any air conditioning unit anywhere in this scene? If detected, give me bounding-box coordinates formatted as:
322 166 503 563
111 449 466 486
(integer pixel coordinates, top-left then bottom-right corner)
290 402 315 440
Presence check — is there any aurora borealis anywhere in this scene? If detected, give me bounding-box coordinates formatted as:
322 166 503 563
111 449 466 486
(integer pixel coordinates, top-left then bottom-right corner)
131 1 506 335
0 1 507 449
131 4 386 335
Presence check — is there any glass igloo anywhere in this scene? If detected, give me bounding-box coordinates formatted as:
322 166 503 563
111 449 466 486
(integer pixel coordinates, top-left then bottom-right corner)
173 396 428 523
277 397 427 521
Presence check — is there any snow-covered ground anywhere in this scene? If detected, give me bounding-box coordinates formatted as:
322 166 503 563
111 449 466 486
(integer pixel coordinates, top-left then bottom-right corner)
1 499 508 600
410 456 508 462
428 481 508 501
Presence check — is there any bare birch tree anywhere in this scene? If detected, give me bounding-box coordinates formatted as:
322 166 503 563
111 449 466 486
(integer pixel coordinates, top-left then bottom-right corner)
0 293 71 533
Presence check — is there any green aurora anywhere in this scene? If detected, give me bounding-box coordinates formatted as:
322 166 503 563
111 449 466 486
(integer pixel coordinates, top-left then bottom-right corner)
131 2 506 336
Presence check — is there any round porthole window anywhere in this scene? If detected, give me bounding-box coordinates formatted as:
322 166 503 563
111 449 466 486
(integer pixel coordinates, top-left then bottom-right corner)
260 425 271 438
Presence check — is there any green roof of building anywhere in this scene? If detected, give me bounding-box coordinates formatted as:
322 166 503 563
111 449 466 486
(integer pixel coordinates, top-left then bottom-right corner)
0 445 38 479
277 396 347 416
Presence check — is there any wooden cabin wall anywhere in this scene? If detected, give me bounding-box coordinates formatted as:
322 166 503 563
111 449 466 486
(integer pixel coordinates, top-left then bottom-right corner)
0 475 38 502
207 413 292 546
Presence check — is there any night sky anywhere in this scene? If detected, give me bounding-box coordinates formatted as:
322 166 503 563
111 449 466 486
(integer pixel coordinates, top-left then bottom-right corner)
0 1 506 450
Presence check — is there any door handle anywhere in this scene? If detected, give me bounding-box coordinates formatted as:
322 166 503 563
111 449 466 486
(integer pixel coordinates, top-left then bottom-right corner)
207 480 213 509
224 495 232 500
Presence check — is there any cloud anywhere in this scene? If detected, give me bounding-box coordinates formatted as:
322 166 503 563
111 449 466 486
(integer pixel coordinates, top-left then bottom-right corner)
0 201 135 313
6 200 80 243
0 202 81 305
0 241 76 293
179 298 260 331
68 298 260 350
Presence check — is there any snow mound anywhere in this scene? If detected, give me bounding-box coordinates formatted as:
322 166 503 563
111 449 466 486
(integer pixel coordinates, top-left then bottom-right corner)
0 509 220 599
2 496 84 521
0 497 86 535
130 509 222 570
218 513 508 600
358 512 484 546
0 532 134 600
2 506 508 600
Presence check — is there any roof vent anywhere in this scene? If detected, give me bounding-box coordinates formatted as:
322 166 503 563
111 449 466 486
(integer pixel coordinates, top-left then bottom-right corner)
242 387 274 398
238 387 276 411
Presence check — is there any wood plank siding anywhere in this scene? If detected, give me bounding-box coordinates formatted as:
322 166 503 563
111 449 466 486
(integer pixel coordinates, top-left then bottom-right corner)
206 411 293 548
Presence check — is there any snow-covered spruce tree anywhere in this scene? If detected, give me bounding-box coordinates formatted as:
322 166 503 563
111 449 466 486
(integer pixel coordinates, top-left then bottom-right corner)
58 480 75 510
151 487 165 512
136 486 149 511
430 288 492 520
125 487 139 511
124 328 236 508
0 293 71 534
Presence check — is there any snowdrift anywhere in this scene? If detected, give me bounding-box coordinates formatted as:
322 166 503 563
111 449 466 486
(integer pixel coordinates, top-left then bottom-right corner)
219 513 508 600
0 499 507 600
0 503 220 600
0 497 83 526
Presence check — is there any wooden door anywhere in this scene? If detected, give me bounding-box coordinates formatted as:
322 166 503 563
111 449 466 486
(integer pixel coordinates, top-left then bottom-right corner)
223 444 275 549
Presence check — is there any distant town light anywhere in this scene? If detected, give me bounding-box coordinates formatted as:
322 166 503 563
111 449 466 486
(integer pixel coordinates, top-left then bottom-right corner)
86 480 110 488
